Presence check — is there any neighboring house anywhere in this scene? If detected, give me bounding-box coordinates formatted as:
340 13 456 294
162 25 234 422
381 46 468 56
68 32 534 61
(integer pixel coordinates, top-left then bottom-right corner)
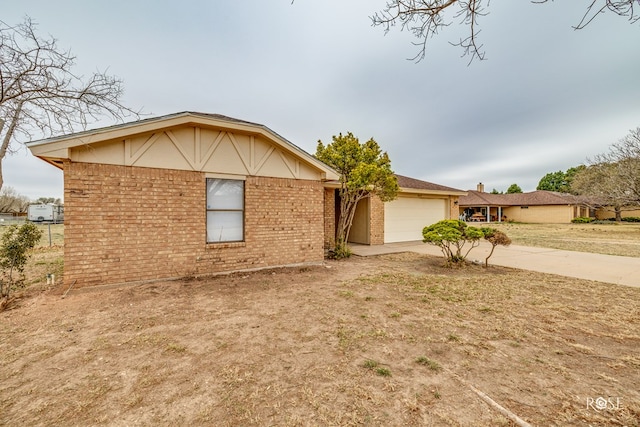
459 183 594 223
595 206 640 220
28 112 464 288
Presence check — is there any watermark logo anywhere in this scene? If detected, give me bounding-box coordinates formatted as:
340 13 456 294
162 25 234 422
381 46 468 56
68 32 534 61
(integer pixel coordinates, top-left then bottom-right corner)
586 397 622 412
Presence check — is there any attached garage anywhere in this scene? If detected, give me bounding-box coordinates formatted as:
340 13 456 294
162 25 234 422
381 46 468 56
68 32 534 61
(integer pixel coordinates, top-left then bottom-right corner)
384 196 447 243
340 174 466 246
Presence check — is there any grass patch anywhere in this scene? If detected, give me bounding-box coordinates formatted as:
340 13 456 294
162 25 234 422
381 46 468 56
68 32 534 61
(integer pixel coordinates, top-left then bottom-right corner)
362 359 378 369
362 359 391 377
375 367 392 377
415 356 442 372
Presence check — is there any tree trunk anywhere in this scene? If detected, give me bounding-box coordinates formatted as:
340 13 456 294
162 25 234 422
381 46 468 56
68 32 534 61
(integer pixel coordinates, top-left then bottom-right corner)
334 189 366 256
0 103 24 192
615 206 622 222
0 118 4 192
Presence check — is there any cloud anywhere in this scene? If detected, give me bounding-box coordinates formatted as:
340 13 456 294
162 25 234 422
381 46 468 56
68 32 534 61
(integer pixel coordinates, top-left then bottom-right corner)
2 0 639 200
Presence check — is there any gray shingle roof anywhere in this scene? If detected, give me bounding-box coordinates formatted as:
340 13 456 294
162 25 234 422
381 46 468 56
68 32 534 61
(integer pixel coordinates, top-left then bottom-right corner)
395 174 465 193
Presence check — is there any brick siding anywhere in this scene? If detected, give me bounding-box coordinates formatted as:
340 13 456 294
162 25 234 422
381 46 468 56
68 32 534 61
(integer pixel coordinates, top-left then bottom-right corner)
369 195 385 245
323 188 336 249
63 162 324 288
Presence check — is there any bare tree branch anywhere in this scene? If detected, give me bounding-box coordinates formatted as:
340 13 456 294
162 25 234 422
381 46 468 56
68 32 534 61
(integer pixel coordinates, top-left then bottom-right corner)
0 17 142 189
572 128 640 220
371 0 638 62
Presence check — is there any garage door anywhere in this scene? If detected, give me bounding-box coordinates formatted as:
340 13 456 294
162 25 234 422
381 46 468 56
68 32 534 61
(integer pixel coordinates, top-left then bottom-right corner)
384 197 447 243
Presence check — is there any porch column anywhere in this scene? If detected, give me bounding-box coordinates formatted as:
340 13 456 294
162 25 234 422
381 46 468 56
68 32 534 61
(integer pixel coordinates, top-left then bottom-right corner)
486 205 491 222
498 206 502 222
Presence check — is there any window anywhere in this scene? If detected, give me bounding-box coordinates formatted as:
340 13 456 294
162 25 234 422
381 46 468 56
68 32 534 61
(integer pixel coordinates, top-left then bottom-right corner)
206 178 244 242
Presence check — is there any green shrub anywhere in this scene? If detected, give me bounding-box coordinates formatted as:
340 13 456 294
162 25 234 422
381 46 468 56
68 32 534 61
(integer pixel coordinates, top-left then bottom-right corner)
571 217 593 223
0 223 43 300
422 220 483 266
328 241 352 259
480 227 512 267
622 216 640 222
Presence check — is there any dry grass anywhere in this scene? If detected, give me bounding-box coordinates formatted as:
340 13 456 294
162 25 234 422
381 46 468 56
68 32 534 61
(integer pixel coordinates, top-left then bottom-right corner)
1 223 639 425
0 223 64 299
486 222 640 257
1 253 638 426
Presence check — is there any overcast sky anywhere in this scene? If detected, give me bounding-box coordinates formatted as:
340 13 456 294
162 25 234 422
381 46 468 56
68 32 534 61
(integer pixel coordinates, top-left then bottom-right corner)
4 1 639 200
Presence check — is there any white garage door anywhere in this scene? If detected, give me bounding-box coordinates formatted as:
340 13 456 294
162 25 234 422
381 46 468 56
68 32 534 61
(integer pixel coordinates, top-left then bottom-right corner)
384 197 447 243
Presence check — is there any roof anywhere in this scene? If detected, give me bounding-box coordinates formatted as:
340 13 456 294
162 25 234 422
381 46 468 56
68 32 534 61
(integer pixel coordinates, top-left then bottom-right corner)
27 111 339 180
323 174 466 196
26 112 265 147
395 174 466 195
459 190 591 207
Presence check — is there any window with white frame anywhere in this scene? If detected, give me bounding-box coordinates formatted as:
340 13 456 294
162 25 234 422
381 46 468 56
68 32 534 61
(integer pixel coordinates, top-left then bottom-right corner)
206 178 244 243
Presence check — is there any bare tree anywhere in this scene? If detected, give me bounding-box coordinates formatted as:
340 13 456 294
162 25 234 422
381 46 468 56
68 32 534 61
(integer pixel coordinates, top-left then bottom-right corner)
0 186 30 213
0 17 141 190
371 0 639 62
572 128 640 220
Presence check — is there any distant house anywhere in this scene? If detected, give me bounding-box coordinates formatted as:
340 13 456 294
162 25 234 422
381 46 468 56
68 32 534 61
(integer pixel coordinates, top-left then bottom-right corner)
459 183 594 223
28 112 465 289
595 206 640 220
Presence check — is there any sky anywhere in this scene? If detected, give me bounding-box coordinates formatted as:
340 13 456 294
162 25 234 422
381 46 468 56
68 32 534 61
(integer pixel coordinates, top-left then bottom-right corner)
3 1 639 200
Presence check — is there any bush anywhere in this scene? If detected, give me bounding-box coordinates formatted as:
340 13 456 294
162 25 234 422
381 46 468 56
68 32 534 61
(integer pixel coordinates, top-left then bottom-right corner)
480 227 512 267
422 220 483 266
0 223 43 301
622 216 640 222
571 217 593 223
328 241 352 259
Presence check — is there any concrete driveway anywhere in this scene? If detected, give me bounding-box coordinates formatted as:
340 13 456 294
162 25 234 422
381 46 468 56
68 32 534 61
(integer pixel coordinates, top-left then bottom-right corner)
350 241 640 288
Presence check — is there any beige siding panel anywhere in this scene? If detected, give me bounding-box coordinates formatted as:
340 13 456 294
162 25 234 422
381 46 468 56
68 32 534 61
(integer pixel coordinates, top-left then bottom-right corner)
130 132 196 170
384 196 446 243
596 207 640 219
502 205 573 223
348 198 370 244
202 135 250 174
71 140 125 164
169 127 197 160
67 125 323 181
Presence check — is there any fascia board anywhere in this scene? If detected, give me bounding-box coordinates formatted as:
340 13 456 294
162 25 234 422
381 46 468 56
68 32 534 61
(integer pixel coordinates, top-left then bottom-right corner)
399 187 468 197
26 112 340 180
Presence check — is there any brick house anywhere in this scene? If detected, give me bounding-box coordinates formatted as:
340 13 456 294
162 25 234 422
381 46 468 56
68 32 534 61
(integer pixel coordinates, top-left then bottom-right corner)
459 183 595 223
28 112 464 288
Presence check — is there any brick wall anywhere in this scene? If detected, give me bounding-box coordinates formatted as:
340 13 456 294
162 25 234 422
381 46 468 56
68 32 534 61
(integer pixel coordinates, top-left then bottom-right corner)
323 188 336 250
64 162 325 288
369 195 385 245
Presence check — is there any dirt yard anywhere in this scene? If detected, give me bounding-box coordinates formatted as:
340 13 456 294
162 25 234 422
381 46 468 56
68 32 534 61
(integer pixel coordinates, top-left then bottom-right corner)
1 251 639 426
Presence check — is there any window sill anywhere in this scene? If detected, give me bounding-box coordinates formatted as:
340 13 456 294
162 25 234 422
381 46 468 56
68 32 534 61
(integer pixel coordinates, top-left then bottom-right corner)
206 241 246 249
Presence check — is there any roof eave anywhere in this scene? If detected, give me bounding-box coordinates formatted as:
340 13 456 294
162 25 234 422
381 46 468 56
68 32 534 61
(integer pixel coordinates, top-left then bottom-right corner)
27 112 339 180
399 187 467 196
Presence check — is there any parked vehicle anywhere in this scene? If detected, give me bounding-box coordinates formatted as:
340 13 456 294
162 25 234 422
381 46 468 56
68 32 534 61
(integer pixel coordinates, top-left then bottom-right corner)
27 204 64 223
